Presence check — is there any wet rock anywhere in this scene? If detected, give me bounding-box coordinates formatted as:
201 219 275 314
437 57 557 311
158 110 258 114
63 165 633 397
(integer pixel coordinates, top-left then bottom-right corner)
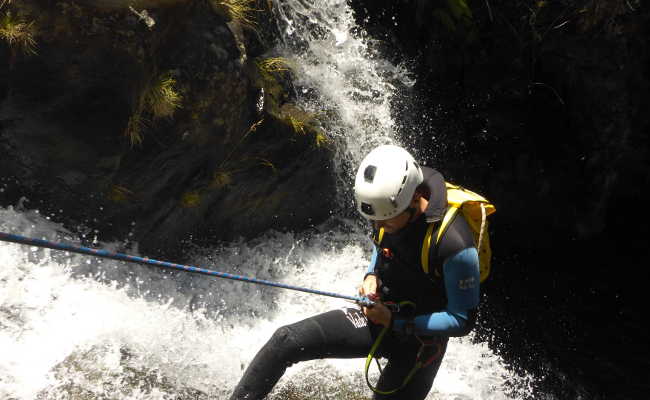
350 0 649 398
209 43 229 61
0 0 336 257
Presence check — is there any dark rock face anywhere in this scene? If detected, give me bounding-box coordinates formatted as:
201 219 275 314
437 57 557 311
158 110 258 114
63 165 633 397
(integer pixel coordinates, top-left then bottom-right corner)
0 0 335 257
350 0 649 398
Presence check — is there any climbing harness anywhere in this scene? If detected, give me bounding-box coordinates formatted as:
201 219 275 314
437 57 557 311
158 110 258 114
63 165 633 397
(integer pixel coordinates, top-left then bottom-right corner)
364 301 444 395
0 231 375 307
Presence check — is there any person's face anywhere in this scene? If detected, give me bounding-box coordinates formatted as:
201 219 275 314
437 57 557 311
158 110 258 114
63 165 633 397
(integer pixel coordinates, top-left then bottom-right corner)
373 208 412 234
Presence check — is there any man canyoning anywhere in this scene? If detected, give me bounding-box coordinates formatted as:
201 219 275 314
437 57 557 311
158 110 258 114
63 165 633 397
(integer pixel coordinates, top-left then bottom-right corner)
230 144 493 399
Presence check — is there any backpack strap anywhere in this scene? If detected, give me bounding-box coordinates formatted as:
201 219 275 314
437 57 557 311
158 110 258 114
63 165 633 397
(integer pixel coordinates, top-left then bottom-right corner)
421 206 459 275
375 227 385 246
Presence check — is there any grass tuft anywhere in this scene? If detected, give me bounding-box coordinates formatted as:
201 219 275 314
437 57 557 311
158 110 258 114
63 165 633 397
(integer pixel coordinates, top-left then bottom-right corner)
214 0 259 30
256 157 277 173
281 107 328 146
181 191 201 208
286 115 306 135
124 111 147 147
257 57 291 73
211 170 232 188
256 57 292 82
314 131 328 147
0 11 36 55
146 74 182 119
108 185 133 203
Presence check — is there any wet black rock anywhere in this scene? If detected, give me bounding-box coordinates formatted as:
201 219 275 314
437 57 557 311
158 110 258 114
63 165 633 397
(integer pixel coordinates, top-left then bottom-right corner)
0 0 336 257
350 0 649 398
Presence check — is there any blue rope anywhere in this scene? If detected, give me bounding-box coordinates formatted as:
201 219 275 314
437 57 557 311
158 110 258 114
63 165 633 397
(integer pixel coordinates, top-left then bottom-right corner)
0 231 374 307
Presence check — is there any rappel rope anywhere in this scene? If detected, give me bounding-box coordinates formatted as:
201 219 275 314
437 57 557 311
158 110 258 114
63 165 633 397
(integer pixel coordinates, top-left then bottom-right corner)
477 203 486 254
0 231 375 307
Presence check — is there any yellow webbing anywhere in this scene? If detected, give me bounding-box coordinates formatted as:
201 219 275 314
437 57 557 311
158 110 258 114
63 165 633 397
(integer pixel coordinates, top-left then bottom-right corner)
421 224 435 274
421 182 495 282
364 301 419 395
377 227 385 245
421 205 459 274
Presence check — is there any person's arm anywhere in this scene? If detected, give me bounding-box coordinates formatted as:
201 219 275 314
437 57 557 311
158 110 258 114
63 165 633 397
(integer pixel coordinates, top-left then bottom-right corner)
392 247 480 337
360 246 380 298
366 246 378 276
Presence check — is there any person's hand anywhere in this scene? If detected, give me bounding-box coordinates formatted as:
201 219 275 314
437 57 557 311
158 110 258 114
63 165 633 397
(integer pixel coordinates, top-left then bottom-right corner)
359 274 380 299
358 274 391 327
363 301 392 328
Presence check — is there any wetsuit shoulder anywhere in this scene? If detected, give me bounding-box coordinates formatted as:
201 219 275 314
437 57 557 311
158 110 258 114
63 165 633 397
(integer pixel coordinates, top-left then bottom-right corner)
436 211 475 264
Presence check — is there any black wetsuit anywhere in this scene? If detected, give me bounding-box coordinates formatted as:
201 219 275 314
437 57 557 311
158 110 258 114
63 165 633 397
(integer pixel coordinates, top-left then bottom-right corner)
230 168 478 400
229 307 447 400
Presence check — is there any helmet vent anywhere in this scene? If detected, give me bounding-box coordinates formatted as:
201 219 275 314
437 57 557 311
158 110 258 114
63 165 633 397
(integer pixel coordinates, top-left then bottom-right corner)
361 202 374 216
364 165 377 183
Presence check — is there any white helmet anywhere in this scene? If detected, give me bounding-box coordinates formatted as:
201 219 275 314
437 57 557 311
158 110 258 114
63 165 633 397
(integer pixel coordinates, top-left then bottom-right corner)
354 145 424 220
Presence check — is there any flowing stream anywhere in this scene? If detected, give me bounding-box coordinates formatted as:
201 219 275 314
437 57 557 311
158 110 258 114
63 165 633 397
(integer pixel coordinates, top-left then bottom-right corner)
1 1 540 399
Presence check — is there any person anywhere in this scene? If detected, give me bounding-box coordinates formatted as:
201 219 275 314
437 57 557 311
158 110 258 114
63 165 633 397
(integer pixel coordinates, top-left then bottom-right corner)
230 144 481 399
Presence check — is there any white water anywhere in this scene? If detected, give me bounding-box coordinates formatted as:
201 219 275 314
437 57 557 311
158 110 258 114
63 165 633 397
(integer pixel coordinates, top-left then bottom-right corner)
0 1 537 399
271 0 415 196
0 208 532 400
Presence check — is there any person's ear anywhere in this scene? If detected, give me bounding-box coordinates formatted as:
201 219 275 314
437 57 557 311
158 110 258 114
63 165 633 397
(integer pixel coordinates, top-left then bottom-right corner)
410 192 421 207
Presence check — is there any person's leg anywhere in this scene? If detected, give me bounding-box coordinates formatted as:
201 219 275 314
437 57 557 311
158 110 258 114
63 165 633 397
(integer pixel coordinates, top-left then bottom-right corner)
230 307 377 400
372 336 448 400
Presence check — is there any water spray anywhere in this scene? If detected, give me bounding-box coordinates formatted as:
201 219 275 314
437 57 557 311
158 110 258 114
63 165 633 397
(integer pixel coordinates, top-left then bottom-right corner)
0 231 375 307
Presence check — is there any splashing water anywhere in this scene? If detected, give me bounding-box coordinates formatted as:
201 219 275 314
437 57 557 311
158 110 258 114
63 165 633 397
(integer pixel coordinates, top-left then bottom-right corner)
0 207 534 400
0 0 540 399
271 0 415 195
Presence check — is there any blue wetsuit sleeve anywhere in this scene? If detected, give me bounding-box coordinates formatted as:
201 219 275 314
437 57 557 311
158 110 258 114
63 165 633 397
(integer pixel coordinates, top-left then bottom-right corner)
393 247 480 337
366 246 378 275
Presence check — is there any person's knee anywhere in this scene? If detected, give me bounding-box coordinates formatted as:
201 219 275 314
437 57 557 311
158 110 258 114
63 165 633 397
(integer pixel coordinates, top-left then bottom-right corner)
267 325 303 365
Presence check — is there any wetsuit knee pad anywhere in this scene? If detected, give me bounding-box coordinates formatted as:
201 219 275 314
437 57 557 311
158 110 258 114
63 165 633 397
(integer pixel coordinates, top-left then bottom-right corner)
266 325 308 366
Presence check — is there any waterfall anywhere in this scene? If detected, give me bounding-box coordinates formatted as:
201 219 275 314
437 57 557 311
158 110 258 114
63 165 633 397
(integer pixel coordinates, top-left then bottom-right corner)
0 1 538 399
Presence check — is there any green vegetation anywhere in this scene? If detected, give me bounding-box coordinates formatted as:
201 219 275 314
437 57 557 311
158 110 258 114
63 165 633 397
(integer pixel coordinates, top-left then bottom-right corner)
123 110 147 147
256 57 293 90
209 118 266 188
124 73 182 147
213 0 259 30
286 115 306 135
108 185 133 203
257 57 291 76
254 57 327 147
256 157 277 173
432 0 476 43
314 130 327 147
255 56 291 117
180 191 201 208
146 74 182 119
280 106 328 147
211 170 232 188
0 11 36 55
285 113 328 147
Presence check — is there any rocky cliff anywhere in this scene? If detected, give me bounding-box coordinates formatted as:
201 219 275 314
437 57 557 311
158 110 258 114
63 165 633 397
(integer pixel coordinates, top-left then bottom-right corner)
0 0 335 257
350 0 649 398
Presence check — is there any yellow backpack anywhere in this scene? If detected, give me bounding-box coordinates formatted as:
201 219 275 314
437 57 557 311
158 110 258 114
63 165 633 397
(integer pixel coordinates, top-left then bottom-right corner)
421 182 496 282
